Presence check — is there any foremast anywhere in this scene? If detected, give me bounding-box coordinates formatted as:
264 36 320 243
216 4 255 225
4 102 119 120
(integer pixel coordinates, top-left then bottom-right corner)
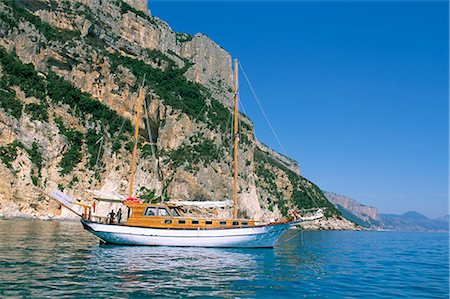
129 85 145 198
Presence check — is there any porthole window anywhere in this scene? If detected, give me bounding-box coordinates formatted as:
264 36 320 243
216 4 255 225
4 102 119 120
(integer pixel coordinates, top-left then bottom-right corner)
206 220 213 225
232 221 239 226
178 219 186 224
164 219 172 224
219 221 227 226
242 222 248 226
192 220 199 225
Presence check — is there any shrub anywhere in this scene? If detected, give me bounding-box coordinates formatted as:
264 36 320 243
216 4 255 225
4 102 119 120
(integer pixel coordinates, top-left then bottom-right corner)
85 128 103 169
27 141 43 185
167 134 223 169
139 187 156 203
111 133 128 153
67 176 79 188
0 87 22 119
25 103 48 122
176 32 193 43
56 120 83 176
0 48 46 100
0 140 24 169
141 143 154 159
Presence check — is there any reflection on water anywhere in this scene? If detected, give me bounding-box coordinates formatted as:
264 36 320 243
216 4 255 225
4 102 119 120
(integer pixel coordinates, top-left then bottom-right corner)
0 220 272 298
87 246 261 297
0 220 448 298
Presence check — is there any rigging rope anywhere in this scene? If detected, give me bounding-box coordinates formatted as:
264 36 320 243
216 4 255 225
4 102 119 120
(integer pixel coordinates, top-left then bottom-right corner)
192 101 208 122
239 61 288 157
238 96 249 118
225 106 234 171
239 61 320 210
110 100 135 157
143 93 156 160
93 135 104 179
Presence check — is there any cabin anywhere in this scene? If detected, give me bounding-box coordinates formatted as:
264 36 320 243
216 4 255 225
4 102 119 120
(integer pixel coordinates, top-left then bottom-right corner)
122 202 256 229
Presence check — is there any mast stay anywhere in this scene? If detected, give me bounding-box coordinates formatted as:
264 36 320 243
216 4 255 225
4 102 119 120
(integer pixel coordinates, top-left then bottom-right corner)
238 62 320 210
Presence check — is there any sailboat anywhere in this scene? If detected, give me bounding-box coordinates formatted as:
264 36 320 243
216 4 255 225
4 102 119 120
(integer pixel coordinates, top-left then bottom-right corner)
60 59 323 248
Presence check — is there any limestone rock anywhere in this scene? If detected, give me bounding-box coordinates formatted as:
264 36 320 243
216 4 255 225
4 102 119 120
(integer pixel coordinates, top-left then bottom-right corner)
0 0 353 231
299 216 362 231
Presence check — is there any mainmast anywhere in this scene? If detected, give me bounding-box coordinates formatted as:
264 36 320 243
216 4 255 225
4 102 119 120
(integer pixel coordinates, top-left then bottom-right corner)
128 85 145 198
233 59 239 219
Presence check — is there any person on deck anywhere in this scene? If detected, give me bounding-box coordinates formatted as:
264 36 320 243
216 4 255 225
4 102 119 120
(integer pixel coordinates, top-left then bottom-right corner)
117 208 122 224
108 210 115 224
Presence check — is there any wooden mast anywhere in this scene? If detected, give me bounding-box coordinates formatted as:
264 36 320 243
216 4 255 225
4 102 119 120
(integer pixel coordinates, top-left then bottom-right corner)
233 59 239 219
128 85 145 198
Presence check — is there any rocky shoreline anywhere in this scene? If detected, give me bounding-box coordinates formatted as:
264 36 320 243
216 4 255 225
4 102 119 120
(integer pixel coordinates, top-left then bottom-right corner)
299 216 361 231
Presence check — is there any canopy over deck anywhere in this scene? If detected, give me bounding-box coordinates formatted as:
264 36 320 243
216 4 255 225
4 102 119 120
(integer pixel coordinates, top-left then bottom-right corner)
168 200 233 208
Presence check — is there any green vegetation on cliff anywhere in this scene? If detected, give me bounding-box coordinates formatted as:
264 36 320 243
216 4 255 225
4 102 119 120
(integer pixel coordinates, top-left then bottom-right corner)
55 118 83 176
254 147 339 217
0 47 49 121
24 103 49 122
175 32 194 43
85 128 103 170
0 140 43 185
118 0 159 27
4 0 80 41
28 141 43 186
0 87 22 119
165 134 224 171
47 72 132 136
108 52 231 134
0 44 132 132
0 140 23 169
0 47 46 100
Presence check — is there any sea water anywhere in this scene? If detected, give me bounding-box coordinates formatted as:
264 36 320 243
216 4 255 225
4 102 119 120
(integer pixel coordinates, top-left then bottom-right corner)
0 220 448 298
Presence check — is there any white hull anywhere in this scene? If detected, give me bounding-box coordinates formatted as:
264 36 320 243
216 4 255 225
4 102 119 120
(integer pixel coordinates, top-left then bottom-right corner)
81 220 294 248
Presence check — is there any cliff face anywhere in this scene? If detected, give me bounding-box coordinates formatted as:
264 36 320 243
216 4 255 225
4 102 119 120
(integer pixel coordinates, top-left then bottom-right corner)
324 191 382 228
0 0 346 226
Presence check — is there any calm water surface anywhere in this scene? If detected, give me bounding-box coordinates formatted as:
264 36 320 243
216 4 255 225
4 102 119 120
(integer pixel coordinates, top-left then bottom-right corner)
0 220 448 298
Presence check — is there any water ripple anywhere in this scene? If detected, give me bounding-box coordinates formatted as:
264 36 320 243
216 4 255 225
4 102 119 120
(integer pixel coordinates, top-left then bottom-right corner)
0 220 448 298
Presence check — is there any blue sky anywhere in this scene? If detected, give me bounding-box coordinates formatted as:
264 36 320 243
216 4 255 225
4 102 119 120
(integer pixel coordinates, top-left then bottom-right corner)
149 1 449 218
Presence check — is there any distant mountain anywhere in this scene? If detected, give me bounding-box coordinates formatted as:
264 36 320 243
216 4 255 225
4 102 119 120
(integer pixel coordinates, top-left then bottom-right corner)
324 191 449 231
380 211 449 232
435 215 449 223
323 191 382 228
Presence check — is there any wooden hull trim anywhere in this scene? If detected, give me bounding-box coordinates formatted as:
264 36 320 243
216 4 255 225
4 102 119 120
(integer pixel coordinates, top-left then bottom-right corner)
81 220 299 248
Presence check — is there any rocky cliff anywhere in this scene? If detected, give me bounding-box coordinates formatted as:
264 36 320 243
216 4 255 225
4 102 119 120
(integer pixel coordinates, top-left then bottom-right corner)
324 191 382 228
0 0 350 227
